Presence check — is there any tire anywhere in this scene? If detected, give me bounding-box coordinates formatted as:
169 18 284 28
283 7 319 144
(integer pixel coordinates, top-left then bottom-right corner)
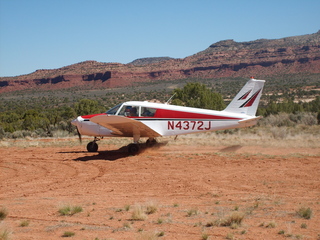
146 139 157 147
87 141 98 152
128 144 139 155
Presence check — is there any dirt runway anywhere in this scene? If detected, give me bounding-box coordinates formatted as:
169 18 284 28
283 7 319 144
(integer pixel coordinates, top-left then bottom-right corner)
1 139 319 239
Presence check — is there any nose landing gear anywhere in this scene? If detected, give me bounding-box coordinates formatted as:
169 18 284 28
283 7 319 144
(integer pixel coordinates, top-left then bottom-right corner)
87 137 100 152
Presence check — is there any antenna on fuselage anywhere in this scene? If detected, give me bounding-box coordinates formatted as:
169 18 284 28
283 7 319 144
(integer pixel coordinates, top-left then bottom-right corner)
165 93 176 104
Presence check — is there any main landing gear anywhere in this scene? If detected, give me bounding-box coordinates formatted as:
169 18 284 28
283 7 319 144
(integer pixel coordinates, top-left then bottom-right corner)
127 138 157 155
128 143 140 155
86 137 157 155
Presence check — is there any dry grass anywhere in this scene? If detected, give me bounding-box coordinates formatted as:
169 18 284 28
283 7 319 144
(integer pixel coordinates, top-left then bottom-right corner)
145 201 158 215
296 207 312 219
62 231 75 237
0 207 8 221
186 208 199 217
1 124 319 150
0 224 11 240
19 220 30 227
207 211 245 229
58 204 83 216
136 230 159 240
169 125 320 149
131 204 147 221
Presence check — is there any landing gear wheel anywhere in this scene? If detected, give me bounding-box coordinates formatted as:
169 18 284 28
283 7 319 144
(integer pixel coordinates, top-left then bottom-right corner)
146 139 157 147
87 141 98 152
128 144 139 155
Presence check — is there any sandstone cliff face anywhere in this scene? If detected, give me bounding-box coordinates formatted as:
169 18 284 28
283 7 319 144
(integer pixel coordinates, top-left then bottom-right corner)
1 31 319 93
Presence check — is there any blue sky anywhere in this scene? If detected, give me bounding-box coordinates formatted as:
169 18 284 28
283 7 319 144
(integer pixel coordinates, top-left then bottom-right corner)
0 0 319 77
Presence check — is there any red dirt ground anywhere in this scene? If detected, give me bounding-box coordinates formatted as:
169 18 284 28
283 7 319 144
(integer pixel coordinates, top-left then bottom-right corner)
0 139 319 240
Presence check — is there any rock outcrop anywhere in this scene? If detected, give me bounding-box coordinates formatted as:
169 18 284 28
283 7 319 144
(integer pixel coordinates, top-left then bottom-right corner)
1 31 319 93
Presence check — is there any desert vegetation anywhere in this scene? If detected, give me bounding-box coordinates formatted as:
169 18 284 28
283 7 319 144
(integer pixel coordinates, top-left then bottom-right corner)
58 204 83 216
0 75 319 140
0 207 8 222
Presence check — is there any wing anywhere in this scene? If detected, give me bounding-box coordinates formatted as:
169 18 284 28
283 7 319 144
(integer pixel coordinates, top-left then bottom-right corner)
90 115 161 138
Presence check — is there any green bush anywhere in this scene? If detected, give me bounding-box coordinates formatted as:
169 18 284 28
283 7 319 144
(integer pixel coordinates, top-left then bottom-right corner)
297 207 312 219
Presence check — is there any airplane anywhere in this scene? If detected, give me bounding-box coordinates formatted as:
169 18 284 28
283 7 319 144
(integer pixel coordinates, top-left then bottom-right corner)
71 77 265 154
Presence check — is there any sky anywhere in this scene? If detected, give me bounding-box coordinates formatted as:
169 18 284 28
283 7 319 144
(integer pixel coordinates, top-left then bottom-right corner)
0 0 319 77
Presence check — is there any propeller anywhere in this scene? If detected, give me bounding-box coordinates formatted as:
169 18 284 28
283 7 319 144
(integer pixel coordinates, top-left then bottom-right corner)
71 116 82 143
76 126 82 143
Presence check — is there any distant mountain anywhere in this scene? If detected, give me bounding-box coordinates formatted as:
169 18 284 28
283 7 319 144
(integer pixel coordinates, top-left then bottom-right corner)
129 57 174 66
1 31 319 93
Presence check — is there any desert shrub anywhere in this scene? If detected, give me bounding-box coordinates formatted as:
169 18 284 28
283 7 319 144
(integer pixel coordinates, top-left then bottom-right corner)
201 232 209 240
0 207 8 221
74 99 105 116
260 113 294 127
58 205 83 216
131 205 147 221
226 232 234 240
0 127 5 139
297 207 312 219
11 130 24 139
62 231 75 237
219 212 245 228
172 82 226 110
289 112 317 125
124 205 130 211
58 205 71 216
266 221 277 228
123 222 132 229
270 127 289 139
52 130 70 138
145 201 158 215
300 223 307 229
19 220 30 227
157 218 164 224
186 208 199 217
0 227 11 240
260 112 318 127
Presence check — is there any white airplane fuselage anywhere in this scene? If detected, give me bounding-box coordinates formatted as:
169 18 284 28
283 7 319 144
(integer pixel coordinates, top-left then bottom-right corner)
71 78 265 153
72 101 259 138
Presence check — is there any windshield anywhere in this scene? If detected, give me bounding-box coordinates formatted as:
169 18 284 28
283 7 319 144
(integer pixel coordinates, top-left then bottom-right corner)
106 103 122 115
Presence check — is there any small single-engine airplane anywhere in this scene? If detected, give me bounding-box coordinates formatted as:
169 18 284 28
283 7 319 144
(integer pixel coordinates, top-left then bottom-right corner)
72 78 265 154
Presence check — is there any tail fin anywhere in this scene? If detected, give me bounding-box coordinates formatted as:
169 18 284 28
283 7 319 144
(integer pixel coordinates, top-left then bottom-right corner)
223 78 265 116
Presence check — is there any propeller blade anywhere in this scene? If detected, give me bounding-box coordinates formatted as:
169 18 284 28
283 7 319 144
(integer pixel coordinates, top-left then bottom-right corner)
76 126 82 143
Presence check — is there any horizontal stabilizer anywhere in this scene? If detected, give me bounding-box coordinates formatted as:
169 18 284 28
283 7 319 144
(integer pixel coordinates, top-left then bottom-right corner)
238 116 263 124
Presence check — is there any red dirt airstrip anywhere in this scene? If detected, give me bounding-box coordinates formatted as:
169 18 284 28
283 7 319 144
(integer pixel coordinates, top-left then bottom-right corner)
0 137 319 240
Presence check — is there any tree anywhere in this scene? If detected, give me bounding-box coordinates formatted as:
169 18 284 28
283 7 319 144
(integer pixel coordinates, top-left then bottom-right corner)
171 82 226 110
22 109 50 131
74 99 105 116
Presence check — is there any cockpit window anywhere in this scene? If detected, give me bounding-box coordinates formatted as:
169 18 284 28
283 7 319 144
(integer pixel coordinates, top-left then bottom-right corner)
118 105 139 117
107 104 156 117
106 104 122 115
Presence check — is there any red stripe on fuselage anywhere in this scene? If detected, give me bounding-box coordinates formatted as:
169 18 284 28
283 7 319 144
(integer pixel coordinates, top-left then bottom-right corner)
81 110 240 120
81 113 107 119
154 109 240 120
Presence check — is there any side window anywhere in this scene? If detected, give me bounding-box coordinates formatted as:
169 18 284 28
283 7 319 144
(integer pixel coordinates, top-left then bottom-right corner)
118 106 139 117
141 107 156 117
